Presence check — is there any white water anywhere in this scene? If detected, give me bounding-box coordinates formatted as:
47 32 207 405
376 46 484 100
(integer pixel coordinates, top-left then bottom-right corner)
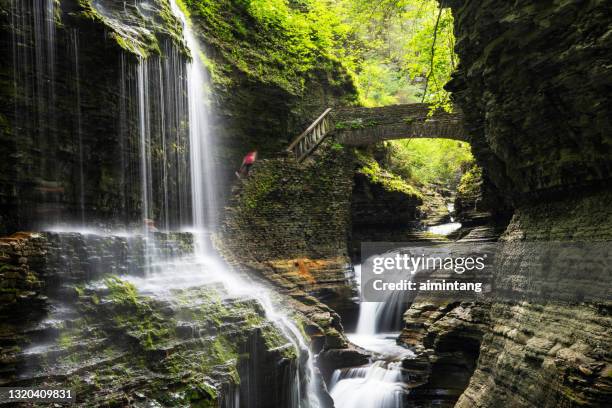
428 202 461 235
330 264 413 408
428 222 461 235
168 1 218 239
157 2 321 406
330 361 406 408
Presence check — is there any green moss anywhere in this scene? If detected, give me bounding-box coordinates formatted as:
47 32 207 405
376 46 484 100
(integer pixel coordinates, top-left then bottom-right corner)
241 167 280 210
105 276 138 305
355 150 423 199
457 164 483 198
77 0 187 58
181 0 357 96
260 324 297 360
335 119 379 130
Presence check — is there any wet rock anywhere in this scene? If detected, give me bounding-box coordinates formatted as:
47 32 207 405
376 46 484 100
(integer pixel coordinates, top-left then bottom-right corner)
317 347 370 383
444 0 612 405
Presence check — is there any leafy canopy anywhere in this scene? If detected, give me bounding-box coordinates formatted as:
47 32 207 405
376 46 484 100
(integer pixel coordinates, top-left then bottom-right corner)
185 0 457 107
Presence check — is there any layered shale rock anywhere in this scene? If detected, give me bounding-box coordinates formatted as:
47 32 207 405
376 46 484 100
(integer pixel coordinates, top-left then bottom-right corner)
439 1 612 406
218 142 357 351
399 301 490 407
0 232 307 407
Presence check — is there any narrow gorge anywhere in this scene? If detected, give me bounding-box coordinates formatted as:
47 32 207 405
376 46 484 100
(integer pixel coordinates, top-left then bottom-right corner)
0 1 610 407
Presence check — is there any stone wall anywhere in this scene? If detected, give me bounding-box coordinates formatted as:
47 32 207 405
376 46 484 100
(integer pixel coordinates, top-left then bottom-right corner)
220 142 354 277
218 140 359 342
442 1 612 406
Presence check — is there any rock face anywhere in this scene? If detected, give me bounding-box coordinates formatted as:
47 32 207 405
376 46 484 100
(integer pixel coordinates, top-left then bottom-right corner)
218 142 358 345
349 148 427 258
0 232 306 407
446 0 612 202
442 1 612 406
0 0 357 234
400 301 490 407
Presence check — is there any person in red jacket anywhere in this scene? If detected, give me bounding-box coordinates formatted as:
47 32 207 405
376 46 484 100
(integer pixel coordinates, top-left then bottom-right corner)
237 150 257 178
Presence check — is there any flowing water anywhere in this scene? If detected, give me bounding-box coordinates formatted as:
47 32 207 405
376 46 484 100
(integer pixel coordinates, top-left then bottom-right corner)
330 264 414 408
8 1 322 406
428 202 462 236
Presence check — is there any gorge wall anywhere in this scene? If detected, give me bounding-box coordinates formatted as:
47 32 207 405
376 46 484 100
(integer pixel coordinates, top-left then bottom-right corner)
0 0 356 234
442 0 612 406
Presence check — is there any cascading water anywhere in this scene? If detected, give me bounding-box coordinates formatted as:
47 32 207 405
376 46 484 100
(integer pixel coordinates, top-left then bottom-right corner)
10 0 60 223
427 202 462 236
165 2 322 406
330 361 406 408
329 264 414 408
7 1 322 405
69 29 86 224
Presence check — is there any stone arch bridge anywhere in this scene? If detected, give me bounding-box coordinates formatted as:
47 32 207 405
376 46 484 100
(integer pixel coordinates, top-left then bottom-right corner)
287 103 466 162
332 103 466 146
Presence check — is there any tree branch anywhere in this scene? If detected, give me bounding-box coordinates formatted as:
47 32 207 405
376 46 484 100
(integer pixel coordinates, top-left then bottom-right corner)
421 7 443 103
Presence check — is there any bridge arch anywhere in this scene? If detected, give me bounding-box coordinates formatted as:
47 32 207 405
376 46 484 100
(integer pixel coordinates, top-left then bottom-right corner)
332 103 466 146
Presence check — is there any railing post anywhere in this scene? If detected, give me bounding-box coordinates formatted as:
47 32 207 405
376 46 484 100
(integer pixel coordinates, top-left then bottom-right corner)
286 108 333 162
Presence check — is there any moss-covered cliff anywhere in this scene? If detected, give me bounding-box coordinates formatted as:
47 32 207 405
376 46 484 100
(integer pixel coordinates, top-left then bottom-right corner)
179 0 358 184
0 232 309 406
0 0 358 234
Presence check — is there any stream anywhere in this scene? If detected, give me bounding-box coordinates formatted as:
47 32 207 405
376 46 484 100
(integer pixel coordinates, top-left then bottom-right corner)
329 264 414 408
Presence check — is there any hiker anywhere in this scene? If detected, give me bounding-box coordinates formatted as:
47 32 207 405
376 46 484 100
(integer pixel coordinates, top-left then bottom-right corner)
144 218 158 232
237 150 257 178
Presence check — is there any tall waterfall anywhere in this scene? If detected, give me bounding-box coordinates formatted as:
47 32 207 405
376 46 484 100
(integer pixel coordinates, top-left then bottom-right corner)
142 2 322 406
172 2 218 236
6 1 323 406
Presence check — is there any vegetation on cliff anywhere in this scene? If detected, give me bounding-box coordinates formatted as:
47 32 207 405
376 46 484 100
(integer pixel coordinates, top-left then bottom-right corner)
180 0 455 107
387 139 474 189
355 149 423 199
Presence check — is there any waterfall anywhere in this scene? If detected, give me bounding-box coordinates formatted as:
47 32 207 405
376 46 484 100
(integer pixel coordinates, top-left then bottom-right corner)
354 265 408 335
330 362 406 408
162 2 322 406
330 263 413 408
69 29 85 224
7 1 324 405
10 0 59 223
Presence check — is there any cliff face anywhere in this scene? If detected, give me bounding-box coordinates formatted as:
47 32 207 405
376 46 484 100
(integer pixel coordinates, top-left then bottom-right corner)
0 232 303 407
0 0 356 234
443 1 612 406
219 142 357 339
446 0 612 203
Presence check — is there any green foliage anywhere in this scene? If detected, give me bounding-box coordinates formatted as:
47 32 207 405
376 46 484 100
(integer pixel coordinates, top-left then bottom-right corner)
180 0 455 108
457 164 483 198
386 139 474 188
336 0 458 108
355 149 422 198
182 0 358 95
